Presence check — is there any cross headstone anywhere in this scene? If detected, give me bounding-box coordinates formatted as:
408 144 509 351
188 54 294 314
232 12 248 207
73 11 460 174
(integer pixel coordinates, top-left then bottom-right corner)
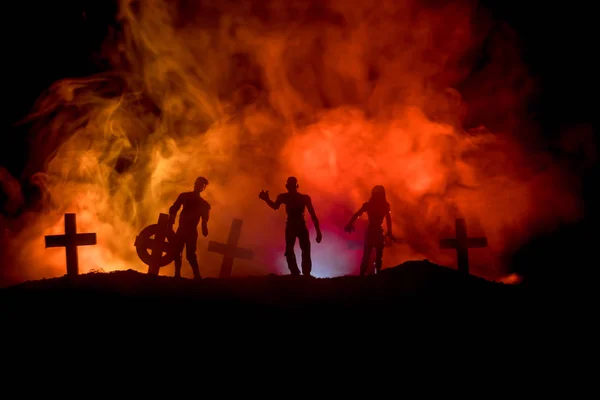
45 213 97 277
208 218 254 278
439 218 487 274
134 213 177 275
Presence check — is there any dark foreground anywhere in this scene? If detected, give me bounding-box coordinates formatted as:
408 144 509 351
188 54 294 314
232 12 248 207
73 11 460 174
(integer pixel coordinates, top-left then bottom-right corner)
1 261 532 328
2 259 590 372
9 262 590 351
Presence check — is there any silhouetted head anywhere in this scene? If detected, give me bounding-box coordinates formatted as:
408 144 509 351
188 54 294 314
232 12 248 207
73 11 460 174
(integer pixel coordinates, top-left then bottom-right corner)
370 185 387 204
194 176 208 193
285 176 299 193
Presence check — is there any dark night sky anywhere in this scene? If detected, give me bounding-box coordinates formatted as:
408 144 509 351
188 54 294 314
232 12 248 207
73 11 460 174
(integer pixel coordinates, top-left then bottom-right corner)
1 1 596 286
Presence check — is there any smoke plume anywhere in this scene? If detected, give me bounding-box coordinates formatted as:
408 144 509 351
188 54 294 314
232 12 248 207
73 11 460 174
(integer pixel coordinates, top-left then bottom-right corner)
0 0 589 284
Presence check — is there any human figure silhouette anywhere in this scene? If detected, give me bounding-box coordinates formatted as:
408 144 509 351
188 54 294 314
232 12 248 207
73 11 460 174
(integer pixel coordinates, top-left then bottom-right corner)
259 176 322 276
344 185 395 276
169 176 210 279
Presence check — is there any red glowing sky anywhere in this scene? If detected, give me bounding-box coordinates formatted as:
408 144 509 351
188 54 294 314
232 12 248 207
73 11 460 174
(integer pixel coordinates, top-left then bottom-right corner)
0 0 594 284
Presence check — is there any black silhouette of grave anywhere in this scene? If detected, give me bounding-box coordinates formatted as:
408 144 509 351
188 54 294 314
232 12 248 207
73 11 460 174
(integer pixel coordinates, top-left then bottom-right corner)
134 213 177 275
208 218 254 278
439 218 487 274
45 213 97 277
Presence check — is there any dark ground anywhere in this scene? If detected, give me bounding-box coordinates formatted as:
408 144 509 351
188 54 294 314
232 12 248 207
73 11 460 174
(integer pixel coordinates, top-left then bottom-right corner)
0 261 522 315
1 259 592 379
0 261 558 337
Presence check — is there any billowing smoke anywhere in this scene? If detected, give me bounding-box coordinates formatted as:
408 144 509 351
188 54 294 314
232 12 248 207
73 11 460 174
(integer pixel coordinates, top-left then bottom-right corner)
0 0 589 283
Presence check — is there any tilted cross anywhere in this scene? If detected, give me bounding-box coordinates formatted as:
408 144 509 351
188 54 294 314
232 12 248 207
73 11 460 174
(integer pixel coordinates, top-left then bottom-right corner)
439 218 487 274
208 218 254 278
45 213 97 277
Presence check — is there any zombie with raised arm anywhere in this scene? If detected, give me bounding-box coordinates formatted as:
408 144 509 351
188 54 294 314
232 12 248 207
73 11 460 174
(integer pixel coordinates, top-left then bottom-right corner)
259 176 322 277
169 176 210 279
345 185 395 276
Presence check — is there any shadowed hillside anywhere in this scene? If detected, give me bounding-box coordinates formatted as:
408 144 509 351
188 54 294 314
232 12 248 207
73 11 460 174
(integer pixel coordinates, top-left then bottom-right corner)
2 260 520 295
1 260 527 324
3 259 581 360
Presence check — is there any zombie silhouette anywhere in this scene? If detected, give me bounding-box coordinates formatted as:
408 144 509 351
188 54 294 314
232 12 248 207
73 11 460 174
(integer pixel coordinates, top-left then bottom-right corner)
169 176 210 279
345 185 395 276
259 176 322 276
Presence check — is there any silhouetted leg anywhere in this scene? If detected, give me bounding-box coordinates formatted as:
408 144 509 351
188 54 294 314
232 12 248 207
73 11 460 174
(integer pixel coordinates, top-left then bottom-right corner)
173 232 185 278
372 229 385 274
361 231 378 276
360 240 374 276
297 225 312 276
185 233 201 280
285 225 300 275
374 243 384 274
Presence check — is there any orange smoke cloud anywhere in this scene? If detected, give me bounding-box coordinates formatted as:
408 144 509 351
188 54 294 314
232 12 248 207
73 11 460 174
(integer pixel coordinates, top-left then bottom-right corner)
0 0 588 283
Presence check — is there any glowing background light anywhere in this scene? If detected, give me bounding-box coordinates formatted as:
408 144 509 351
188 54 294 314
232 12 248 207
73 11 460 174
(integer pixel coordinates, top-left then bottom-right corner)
0 0 590 284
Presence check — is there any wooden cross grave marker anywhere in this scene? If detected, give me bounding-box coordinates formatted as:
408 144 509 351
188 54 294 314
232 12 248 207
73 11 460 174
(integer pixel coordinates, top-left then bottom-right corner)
45 213 97 277
439 218 487 274
208 218 254 278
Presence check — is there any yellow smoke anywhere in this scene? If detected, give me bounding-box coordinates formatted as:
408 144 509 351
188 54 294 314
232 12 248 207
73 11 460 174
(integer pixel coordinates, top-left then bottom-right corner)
0 0 586 283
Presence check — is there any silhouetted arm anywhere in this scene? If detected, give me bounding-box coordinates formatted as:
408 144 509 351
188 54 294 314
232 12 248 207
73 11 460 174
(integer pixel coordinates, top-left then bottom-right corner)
169 194 184 226
385 208 393 236
201 204 210 237
306 196 321 235
261 192 283 210
345 203 367 232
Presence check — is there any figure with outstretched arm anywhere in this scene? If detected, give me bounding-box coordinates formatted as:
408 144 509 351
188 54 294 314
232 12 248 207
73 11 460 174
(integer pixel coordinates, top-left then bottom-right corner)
169 176 210 279
259 176 322 277
345 185 395 276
